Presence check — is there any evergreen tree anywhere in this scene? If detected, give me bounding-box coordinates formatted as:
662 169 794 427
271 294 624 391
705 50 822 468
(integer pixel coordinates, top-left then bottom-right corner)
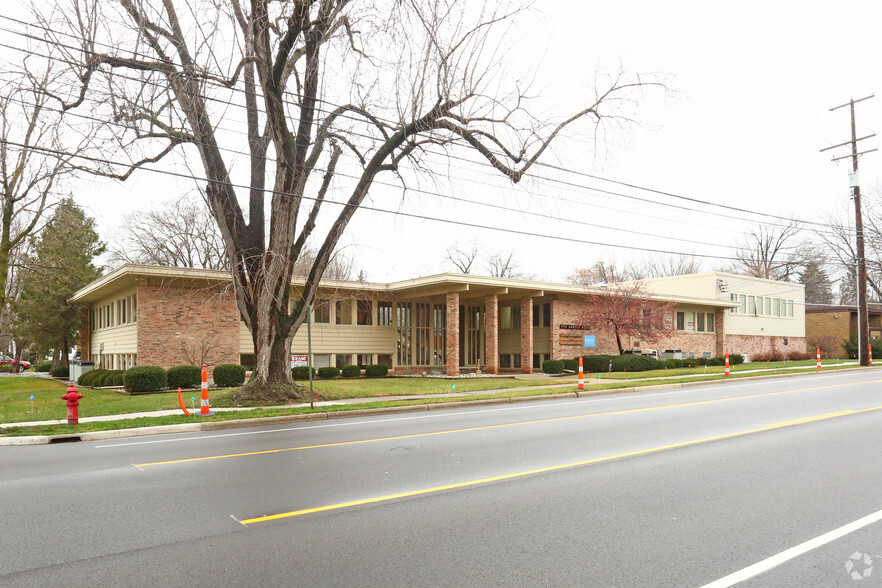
798 259 834 305
12 198 103 366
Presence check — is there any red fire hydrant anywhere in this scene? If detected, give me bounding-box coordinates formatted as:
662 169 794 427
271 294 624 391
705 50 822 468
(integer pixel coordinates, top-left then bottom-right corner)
61 383 84 425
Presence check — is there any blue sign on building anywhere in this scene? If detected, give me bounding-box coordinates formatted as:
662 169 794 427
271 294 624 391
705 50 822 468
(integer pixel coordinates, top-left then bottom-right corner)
584 335 596 347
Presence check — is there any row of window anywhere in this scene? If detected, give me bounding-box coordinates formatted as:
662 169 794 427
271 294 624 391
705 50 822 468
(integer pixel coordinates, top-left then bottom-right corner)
675 312 716 332
93 353 137 370
92 294 138 331
729 293 794 317
307 299 554 329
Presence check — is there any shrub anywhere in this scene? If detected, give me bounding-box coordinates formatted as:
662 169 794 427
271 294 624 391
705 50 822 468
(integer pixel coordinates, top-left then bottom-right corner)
562 359 578 372
124 366 167 394
542 359 565 374
78 369 108 386
709 357 725 366
292 365 316 380
729 354 745 365
580 355 614 373
34 360 52 373
213 364 246 387
167 365 202 389
610 354 658 372
0 365 12 373
110 371 125 386
365 364 388 377
341 365 361 378
50 366 70 379
661 358 683 369
317 366 340 379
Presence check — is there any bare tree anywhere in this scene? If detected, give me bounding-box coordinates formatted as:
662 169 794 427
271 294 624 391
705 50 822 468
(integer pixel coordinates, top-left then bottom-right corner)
635 253 703 278
445 241 479 274
577 280 676 355
49 0 662 399
730 222 805 281
487 250 533 279
568 259 632 285
108 196 228 270
0 61 95 313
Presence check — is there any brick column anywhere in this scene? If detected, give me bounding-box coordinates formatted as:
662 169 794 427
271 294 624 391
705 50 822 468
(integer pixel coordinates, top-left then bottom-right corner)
715 311 726 357
484 294 499 374
521 297 533 374
446 292 460 376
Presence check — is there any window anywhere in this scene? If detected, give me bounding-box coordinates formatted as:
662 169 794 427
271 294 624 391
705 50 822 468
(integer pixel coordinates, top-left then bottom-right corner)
314 299 330 323
377 354 393 367
397 302 412 366
336 300 352 325
676 311 685 331
787 300 794 317
513 354 521 368
131 294 137 322
729 293 738 313
432 304 446 366
415 303 431 365
120 299 127 324
764 297 771 315
533 304 540 326
378 301 393 326
357 354 372 368
747 296 755 315
543 303 551 327
707 313 715 332
697 312 705 332
500 306 512 330
335 354 350 368
686 311 695 332
499 354 511 368
357 300 372 325
738 294 746 314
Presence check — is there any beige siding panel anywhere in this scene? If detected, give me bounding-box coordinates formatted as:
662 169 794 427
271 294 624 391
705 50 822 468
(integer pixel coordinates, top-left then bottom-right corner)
237 322 396 355
498 329 521 354
90 324 138 355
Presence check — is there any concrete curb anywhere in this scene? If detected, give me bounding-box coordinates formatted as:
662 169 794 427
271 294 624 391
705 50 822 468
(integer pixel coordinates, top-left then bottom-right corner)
0 366 867 446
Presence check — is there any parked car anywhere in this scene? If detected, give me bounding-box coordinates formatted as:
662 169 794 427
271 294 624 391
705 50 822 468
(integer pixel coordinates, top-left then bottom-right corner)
0 355 31 372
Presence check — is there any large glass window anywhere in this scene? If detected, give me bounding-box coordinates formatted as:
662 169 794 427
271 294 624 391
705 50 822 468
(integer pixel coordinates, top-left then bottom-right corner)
378 301 393 326
747 296 756 315
357 300 372 325
336 299 352 325
433 304 446 365
314 299 330 323
676 312 685 331
707 313 715 332
397 303 412 365
415 303 431 365
543 303 551 327
697 312 705 332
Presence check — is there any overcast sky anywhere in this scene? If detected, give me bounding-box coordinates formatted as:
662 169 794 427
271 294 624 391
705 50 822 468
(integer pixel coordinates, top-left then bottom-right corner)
5 1 882 285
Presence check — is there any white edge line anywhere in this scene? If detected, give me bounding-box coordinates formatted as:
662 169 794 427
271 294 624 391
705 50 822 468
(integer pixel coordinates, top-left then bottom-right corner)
701 509 882 587
92 371 869 448
230 514 246 527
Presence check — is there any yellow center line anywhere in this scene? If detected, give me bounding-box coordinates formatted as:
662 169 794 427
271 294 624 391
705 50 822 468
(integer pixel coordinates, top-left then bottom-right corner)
239 403 882 525
136 378 882 468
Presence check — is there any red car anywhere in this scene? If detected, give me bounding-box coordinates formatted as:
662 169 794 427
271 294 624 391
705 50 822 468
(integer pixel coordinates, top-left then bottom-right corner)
0 355 31 372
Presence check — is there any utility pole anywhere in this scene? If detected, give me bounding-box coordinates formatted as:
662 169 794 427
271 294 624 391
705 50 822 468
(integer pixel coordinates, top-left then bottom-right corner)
822 95 876 366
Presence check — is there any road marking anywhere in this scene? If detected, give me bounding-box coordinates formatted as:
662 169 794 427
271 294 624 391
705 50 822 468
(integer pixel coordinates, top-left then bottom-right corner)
95 371 881 449
238 404 882 525
134 381 867 467
701 508 882 587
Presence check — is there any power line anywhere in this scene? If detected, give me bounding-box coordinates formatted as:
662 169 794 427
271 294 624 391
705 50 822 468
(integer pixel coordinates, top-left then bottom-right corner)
0 16 836 232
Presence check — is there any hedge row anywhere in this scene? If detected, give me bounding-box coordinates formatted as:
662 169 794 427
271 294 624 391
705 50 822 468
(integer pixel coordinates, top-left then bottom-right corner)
75 363 246 393
292 364 389 380
543 354 747 374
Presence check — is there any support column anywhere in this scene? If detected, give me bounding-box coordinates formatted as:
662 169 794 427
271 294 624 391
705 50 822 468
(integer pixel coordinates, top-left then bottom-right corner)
521 297 533 374
484 294 499 374
446 293 460 376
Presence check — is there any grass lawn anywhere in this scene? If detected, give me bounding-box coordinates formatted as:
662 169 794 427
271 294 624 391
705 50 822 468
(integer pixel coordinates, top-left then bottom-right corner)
0 375 564 424
593 359 854 380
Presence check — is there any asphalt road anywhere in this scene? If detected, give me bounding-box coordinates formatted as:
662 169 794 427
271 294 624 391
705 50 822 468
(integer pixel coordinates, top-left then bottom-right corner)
3 369 882 586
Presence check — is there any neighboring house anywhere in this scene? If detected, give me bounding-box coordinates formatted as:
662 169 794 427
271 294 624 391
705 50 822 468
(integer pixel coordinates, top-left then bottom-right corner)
804 304 882 358
68 266 805 375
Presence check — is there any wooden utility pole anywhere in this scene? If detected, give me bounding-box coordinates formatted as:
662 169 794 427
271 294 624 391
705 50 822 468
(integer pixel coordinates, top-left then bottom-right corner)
822 95 876 366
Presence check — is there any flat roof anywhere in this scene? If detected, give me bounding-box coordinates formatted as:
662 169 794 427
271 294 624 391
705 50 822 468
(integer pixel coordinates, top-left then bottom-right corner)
70 264 738 308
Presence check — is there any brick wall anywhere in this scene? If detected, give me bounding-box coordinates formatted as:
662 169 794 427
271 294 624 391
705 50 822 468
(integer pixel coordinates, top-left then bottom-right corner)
446 292 460 376
137 282 240 373
724 335 808 359
805 312 851 358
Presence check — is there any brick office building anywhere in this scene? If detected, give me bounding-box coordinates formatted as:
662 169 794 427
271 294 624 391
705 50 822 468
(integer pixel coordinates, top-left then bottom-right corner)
69 265 805 375
804 305 882 358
